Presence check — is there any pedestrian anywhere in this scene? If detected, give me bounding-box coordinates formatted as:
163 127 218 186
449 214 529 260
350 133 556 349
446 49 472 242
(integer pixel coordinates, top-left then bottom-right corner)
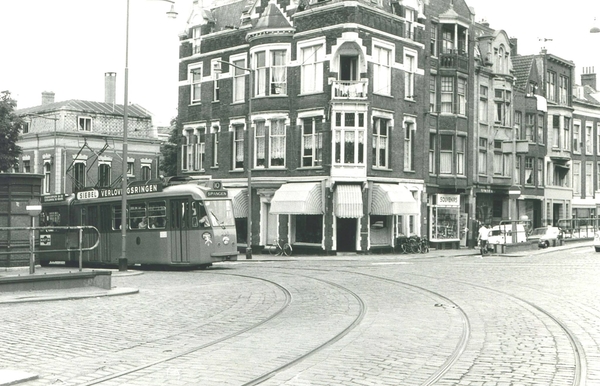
477 223 490 257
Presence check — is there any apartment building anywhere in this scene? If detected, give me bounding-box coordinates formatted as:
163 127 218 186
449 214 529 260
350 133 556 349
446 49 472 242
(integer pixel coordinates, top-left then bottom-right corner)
15 74 163 196
177 0 480 253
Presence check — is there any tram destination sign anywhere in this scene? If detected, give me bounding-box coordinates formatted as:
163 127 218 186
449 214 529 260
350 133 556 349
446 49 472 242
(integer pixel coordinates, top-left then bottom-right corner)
207 190 228 197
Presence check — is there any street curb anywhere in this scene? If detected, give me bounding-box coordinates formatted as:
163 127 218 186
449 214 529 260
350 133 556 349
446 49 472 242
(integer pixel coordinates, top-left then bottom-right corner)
0 287 139 305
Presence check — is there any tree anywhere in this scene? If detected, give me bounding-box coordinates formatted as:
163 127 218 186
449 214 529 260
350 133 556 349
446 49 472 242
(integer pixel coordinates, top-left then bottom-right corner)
0 91 23 172
159 116 179 177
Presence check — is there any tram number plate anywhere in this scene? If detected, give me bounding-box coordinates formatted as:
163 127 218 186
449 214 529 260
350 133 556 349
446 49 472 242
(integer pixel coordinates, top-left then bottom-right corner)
40 235 51 246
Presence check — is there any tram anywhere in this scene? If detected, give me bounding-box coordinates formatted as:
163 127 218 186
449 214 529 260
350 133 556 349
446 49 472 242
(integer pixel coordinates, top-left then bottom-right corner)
39 178 238 268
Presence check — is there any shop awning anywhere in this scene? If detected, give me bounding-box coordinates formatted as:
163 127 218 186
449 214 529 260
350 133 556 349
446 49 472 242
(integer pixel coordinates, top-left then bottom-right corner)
229 188 248 218
334 184 363 218
371 184 419 215
270 182 323 215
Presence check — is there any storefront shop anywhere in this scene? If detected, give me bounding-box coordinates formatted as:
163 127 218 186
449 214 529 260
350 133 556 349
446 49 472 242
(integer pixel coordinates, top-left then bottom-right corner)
429 194 460 249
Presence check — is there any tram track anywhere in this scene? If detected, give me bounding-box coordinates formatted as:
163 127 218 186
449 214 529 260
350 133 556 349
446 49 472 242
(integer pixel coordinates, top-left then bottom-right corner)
400 272 588 386
262 267 471 386
78 271 367 386
240 273 366 386
78 273 293 386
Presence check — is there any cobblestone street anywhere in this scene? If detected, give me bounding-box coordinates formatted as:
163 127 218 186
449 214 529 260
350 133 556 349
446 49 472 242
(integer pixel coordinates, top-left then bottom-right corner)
1 244 599 385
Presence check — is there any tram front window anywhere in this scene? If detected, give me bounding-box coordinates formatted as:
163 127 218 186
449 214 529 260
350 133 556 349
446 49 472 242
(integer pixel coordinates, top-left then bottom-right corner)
203 200 235 228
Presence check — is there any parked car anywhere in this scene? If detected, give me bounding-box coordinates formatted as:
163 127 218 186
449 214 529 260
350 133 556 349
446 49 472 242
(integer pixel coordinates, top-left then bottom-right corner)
594 231 600 252
487 224 527 246
528 226 562 248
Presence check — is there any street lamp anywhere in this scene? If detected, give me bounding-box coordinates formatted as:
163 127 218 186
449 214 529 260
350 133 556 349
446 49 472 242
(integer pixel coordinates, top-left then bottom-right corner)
214 59 253 259
120 0 177 271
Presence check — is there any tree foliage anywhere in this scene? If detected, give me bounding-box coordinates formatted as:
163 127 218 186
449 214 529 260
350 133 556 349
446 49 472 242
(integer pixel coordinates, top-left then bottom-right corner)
0 91 23 172
159 116 179 177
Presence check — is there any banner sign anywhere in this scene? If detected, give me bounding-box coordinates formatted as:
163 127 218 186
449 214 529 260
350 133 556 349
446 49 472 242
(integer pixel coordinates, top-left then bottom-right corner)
76 183 162 200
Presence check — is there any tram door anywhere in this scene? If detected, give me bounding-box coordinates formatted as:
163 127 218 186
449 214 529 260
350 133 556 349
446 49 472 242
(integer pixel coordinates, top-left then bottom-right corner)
98 205 113 262
170 199 190 263
83 206 101 263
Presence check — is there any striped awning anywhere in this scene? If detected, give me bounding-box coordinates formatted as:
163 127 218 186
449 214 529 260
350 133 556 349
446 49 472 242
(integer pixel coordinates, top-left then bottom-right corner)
334 184 363 218
371 184 419 215
270 183 323 215
229 188 248 218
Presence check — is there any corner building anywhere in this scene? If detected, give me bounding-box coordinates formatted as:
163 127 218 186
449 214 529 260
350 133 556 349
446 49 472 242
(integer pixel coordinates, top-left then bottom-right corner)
177 0 473 253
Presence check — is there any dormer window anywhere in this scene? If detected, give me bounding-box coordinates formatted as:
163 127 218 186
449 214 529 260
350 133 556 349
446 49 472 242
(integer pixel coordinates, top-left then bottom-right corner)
78 117 92 131
192 26 201 54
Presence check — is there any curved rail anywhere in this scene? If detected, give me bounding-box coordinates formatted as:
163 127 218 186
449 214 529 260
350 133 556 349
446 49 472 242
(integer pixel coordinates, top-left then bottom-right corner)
241 274 367 386
78 273 293 386
408 273 587 386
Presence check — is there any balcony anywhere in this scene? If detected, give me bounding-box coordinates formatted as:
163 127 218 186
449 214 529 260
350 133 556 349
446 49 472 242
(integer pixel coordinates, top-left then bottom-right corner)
331 80 368 100
439 51 469 72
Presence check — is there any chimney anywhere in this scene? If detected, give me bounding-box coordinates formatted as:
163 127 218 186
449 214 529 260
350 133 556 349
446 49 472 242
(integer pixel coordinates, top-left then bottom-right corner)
509 38 518 57
581 66 597 91
105 72 117 104
41 91 55 105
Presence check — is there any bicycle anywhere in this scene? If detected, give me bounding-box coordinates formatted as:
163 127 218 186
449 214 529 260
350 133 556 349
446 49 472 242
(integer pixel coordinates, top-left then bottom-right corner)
419 237 430 253
395 236 410 254
478 238 490 256
408 235 421 253
268 238 293 256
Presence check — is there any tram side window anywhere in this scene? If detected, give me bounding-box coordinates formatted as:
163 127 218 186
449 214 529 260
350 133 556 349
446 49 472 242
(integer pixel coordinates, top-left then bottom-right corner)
129 203 147 229
148 201 166 229
191 201 210 228
112 206 122 230
40 210 61 226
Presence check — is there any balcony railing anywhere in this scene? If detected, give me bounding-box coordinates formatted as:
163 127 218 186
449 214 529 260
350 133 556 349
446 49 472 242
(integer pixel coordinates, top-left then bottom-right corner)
331 80 368 100
440 51 469 72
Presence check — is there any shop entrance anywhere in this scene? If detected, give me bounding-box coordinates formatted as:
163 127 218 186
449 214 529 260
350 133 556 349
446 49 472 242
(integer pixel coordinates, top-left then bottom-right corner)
336 218 357 252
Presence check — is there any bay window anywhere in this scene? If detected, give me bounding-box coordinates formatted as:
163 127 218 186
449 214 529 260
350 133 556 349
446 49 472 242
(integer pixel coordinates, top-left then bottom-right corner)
253 47 288 97
334 112 365 164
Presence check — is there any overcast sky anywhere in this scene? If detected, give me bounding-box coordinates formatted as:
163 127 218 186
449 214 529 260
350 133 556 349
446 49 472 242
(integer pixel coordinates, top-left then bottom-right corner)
1 1 600 127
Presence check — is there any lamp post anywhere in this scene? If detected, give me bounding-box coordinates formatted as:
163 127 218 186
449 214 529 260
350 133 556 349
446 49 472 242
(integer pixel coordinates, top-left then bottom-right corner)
214 59 253 259
120 0 177 271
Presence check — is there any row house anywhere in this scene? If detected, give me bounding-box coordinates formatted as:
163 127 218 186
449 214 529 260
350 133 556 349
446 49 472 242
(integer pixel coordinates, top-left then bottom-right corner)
571 68 600 225
423 0 475 248
536 50 575 226
177 0 476 253
511 52 547 230
15 76 163 197
472 22 518 233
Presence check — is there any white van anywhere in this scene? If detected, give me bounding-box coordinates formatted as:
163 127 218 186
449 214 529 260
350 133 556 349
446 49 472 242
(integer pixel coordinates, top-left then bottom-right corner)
487 224 527 245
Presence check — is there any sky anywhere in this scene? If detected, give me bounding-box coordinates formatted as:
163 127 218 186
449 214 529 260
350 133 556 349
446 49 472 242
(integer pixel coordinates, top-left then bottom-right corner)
0 0 194 126
1 1 600 127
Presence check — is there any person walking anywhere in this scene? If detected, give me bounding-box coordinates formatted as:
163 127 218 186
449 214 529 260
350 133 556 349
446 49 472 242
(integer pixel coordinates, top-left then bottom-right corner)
477 223 490 257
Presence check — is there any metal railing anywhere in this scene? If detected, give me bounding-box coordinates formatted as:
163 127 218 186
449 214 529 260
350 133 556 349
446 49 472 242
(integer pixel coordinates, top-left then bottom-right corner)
556 218 599 239
0 226 100 274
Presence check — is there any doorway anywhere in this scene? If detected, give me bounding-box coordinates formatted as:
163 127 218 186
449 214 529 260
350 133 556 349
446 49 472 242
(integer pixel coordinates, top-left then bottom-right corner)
336 218 357 252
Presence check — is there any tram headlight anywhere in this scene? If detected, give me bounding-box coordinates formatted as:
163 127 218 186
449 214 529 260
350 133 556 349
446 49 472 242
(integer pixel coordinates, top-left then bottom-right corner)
223 236 230 245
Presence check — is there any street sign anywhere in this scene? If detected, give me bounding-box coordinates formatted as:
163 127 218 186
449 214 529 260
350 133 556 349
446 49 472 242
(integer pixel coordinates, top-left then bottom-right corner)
508 185 521 199
26 198 42 216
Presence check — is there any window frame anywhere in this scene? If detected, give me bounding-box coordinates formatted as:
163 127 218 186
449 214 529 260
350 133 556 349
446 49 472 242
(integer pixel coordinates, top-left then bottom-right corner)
299 39 325 94
372 115 391 169
189 64 203 104
373 41 393 96
300 116 324 168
